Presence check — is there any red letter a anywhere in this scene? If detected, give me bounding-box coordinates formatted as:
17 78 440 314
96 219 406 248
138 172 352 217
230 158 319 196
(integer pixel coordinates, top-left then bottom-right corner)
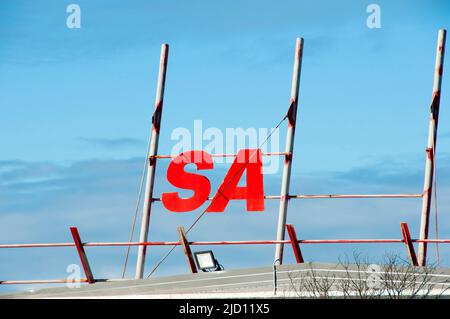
206 149 264 212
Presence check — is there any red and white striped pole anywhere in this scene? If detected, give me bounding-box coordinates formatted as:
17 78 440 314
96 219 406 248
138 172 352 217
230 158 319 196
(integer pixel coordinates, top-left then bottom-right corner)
135 44 169 279
418 29 446 266
274 38 304 264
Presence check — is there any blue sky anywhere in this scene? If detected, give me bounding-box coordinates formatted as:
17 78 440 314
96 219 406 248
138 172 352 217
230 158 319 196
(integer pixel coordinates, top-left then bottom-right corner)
1 0 450 292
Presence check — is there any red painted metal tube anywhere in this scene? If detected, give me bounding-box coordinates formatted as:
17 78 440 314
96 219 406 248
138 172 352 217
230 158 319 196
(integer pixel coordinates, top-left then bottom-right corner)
150 152 287 159
2 238 450 249
0 243 75 248
289 194 423 199
296 239 403 244
0 279 89 285
400 222 419 266
286 224 304 263
0 240 288 248
151 195 283 202
70 227 95 284
151 193 422 202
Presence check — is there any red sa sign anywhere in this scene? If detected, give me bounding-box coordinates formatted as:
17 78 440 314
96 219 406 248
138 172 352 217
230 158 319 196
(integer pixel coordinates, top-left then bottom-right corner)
162 149 265 213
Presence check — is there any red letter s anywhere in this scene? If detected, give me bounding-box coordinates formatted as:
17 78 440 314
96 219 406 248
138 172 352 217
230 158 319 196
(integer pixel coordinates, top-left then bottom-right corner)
162 151 213 212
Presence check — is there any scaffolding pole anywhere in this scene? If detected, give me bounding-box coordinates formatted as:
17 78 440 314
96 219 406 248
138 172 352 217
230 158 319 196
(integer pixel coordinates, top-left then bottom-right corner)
274 37 304 264
135 44 169 279
418 29 446 266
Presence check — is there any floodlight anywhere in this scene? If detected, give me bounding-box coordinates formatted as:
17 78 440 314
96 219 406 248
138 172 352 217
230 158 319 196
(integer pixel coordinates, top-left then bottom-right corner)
193 250 222 272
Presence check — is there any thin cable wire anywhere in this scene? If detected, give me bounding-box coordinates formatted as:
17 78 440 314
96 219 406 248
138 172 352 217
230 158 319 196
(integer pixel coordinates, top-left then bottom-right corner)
121 133 152 278
146 114 288 278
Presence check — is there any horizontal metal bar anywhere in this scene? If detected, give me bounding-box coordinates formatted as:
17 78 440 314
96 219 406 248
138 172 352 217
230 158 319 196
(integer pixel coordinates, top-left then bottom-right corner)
152 195 281 202
0 243 75 248
3 237 450 286
299 239 403 244
0 241 288 248
188 240 290 245
0 279 89 285
415 239 450 243
0 278 128 285
2 238 450 249
150 152 287 159
289 194 423 199
151 193 422 202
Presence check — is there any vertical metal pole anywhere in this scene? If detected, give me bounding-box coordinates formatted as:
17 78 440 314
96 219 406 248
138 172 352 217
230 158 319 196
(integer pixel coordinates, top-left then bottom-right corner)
418 29 446 267
274 38 304 264
135 44 169 279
